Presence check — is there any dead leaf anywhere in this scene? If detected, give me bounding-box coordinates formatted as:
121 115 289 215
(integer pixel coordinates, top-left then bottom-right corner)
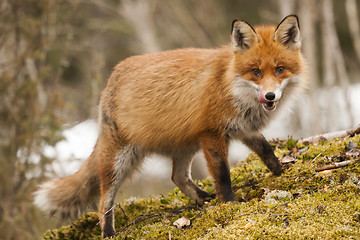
318 169 333 175
173 216 190 229
282 218 289 229
298 147 309 154
238 220 256 233
345 141 357 151
346 148 360 157
280 156 297 164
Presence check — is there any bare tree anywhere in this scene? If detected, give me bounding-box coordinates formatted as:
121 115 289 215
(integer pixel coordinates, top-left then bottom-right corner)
345 0 360 64
322 0 353 130
299 0 321 134
321 0 337 131
277 0 296 16
120 0 161 53
0 1 68 239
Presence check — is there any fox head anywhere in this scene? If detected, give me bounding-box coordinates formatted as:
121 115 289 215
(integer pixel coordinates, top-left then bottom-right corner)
230 15 306 112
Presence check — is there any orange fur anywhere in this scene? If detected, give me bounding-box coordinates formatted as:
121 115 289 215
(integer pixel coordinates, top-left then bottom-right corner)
100 47 235 150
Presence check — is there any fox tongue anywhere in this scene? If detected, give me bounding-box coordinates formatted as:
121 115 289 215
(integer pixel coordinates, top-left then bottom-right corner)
258 90 276 111
257 90 267 104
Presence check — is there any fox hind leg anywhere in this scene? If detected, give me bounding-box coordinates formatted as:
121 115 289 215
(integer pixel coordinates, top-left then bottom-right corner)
171 151 213 204
98 145 144 238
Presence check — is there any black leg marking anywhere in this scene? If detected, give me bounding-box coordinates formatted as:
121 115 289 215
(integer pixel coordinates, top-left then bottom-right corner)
216 159 238 202
241 134 282 175
103 211 115 238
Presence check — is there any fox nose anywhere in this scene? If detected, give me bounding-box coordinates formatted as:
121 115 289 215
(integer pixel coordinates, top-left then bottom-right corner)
265 92 276 101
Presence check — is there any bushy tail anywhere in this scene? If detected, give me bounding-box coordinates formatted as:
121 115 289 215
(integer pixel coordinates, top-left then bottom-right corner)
34 147 100 218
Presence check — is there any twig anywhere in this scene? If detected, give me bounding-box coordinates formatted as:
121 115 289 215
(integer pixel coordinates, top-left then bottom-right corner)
199 211 264 238
315 159 360 172
96 204 118 225
118 204 130 220
231 212 264 222
113 212 163 239
231 172 243 184
312 144 331 163
112 205 201 238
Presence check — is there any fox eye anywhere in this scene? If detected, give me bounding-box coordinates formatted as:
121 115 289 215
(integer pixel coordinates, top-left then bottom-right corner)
252 68 261 77
275 66 285 75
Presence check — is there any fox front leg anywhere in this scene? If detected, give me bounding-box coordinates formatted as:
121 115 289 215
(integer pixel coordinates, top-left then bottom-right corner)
241 133 282 175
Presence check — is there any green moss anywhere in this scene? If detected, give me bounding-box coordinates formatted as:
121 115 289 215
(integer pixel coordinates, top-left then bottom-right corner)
42 135 360 239
42 213 101 240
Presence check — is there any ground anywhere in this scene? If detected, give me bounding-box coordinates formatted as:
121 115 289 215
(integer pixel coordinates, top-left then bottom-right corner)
42 134 360 239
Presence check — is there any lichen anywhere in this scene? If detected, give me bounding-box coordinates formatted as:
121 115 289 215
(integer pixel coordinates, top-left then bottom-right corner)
42 134 360 239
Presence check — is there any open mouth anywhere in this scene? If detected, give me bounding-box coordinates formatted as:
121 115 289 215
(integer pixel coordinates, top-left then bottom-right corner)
262 101 277 111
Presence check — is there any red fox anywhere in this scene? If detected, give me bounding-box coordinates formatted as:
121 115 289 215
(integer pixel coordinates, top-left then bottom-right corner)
34 15 307 238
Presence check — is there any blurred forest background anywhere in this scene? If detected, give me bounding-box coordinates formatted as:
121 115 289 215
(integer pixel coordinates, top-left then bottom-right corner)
1 0 360 239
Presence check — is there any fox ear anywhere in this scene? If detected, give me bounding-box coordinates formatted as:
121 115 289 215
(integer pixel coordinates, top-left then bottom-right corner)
231 19 258 53
274 15 301 50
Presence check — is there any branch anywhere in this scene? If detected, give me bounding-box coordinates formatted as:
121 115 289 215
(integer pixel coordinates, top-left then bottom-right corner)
298 125 360 144
315 159 360 172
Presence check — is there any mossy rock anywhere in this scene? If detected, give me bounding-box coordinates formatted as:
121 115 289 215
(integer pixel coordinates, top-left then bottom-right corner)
42 134 360 239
